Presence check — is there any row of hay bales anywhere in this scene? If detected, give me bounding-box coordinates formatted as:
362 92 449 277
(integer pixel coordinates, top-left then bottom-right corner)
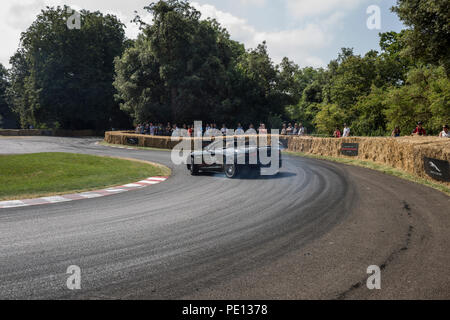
287 136 450 186
0 129 102 137
105 131 276 149
104 131 450 186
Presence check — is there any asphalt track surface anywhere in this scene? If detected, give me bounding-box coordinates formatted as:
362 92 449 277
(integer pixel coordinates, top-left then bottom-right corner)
0 136 449 299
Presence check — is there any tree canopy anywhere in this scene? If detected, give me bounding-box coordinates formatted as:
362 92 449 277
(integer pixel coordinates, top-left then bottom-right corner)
114 0 285 126
7 6 131 130
2 0 449 135
0 63 9 127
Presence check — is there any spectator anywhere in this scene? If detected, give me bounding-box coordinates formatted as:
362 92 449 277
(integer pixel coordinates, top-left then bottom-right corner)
298 122 306 136
187 125 193 137
286 123 293 135
235 123 245 135
439 124 450 138
292 123 299 135
166 122 172 136
258 123 267 134
149 123 156 135
221 124 227 135
412 121 426 136
342 123 350 137
280 123 287 135
391 126 401 137
333 127 341 138
172 124 179 135
204 124 211 135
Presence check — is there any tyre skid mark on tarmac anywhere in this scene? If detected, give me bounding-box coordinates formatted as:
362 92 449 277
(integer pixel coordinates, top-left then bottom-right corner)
336 202 414 300
0 176 168 209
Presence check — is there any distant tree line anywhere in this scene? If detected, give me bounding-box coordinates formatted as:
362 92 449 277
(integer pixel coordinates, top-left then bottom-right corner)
0 0 448 135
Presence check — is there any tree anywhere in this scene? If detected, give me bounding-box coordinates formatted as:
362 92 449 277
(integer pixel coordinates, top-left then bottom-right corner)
351 86 387 136
115 0 286 127
285 67 325 132
0 63 9 127
325 49 378 110
384 65 450 134
392 0 450 75
376 30 412 86
7 50 32 128
9 6 130 130
314 104 346 135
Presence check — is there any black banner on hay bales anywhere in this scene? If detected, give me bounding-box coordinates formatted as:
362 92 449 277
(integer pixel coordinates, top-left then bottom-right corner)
341 143 359 156
126 137 138 145
423 157 450 182
279 138 289 149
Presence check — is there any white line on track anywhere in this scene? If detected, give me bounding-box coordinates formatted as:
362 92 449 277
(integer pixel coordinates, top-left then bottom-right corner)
0 176 168 209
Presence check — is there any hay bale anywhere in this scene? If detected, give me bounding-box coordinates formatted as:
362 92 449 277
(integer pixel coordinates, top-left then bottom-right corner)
286 135 449 187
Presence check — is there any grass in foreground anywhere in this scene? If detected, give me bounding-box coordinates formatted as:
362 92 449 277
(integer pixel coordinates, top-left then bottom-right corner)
284 150 450 196
99 141 170 152
0 152 171 200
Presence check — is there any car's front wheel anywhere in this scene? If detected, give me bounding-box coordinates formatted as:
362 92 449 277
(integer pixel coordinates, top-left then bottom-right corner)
189 162 199 175
224 164 238 178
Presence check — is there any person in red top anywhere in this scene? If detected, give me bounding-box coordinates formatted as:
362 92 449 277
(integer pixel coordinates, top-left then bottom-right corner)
412 121 426 136
333 127 341 138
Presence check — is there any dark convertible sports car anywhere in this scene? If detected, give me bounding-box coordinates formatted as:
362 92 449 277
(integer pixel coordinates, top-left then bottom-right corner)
187 139 283 178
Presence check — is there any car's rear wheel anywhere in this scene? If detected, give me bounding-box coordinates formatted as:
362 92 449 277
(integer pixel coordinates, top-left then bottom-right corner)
224 164 238 178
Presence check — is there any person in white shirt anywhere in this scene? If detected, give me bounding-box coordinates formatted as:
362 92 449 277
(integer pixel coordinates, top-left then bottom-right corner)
292 123 299 135
439 124 450 138
342 124 350 137
221 124 227 135
258 123 267 134
235 123 244 135
298 122 305 136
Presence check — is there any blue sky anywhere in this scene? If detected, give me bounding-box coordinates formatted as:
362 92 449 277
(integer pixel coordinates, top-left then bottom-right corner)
0 0 405 68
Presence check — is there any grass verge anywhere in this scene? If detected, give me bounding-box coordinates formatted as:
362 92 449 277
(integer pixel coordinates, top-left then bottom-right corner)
99 141 170 152
284 150 450 196
0 152 171 200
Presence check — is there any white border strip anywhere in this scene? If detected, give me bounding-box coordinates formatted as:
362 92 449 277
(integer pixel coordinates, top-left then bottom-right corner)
0 176 168 209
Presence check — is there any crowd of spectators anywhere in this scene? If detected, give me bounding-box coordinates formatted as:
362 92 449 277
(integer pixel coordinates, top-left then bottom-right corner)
135 122 269 137
333 124 350 138
134 120 449 138
409 121 449 138
280 122 306 136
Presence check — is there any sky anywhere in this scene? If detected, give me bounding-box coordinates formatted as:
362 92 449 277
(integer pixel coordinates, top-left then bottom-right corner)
0 0 405 69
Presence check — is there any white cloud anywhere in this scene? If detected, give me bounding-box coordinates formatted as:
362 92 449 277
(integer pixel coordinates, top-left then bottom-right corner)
0 0 377 69
0 0 152 67
286 0 365 19
192 2 329 67
236 0 267 6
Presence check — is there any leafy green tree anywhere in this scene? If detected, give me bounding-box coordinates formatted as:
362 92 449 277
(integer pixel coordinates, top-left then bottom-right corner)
314 104 346 135
384 66 450 134
9 6 130 130
351 86 387 136
392 0 450 75
115 0 286 127
0 63 9 127
7 50 33 128
376 30 412 86
285 67 326 132
235 42 285 124
325 49 378 110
